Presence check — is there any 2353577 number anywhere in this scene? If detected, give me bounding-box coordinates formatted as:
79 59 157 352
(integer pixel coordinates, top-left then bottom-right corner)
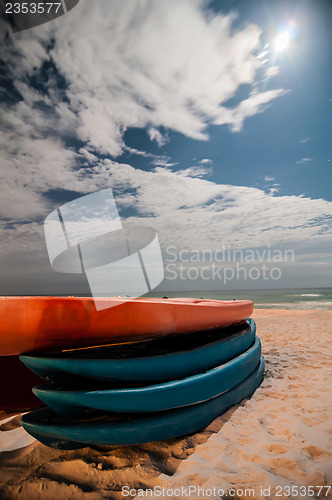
5 3 62 14
275 485 331 497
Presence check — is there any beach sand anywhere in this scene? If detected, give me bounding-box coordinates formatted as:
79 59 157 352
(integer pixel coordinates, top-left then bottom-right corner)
0 309 331 499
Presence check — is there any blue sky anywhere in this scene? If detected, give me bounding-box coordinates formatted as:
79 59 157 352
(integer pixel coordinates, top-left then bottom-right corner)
118 0 331 201
0 0 331 294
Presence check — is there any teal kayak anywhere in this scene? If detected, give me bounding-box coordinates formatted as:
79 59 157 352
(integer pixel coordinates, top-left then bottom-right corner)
32 337 261 416
20 319 255 383
21 355 264 448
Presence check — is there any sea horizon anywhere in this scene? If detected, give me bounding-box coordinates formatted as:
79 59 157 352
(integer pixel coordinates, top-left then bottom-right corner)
2 287 332 310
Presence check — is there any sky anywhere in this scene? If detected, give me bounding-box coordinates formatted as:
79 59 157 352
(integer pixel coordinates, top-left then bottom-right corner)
0 0 331 295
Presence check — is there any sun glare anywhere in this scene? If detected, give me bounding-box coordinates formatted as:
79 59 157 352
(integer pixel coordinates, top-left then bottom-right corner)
274 30 291 52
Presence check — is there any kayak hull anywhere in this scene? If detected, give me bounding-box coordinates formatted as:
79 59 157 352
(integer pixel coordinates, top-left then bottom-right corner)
32 337 261 415
0 297 254 356
21 355 264 448
20 319 256 383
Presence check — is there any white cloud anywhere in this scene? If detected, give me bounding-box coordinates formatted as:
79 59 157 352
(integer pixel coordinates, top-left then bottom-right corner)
264 176 275 181
78 148 99 164
257 50 268 59
151 159 178 168
124 146 158 159
1 0 287 157
1 163 331 292
296 158 312 164
0 130 81 219
264 65 279 79
85 161 332 253
2 162 331 257
148 128 168 147
173 166 212 178
213 89 288 132
0 0 290 224
199 159 213 164
299 138 310 143
124 147 177 168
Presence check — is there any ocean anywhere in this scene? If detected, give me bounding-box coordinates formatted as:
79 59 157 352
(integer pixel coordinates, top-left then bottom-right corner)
9 288 332 310
148 288 332 310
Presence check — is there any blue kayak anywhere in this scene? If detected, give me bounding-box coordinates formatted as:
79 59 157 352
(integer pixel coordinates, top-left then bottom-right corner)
21 355 264 448
32 337 261 416
20 319 255 383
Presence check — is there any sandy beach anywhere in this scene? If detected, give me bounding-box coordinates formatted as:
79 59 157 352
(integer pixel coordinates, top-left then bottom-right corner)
0 309 331 500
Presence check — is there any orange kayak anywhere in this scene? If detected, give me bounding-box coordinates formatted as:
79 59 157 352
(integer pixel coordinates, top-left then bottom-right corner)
0 297 254 356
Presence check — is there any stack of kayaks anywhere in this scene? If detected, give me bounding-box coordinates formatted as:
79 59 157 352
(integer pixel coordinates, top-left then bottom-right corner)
0 297 264 448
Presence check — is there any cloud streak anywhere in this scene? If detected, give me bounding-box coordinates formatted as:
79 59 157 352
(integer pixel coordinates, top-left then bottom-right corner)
296 158 312 164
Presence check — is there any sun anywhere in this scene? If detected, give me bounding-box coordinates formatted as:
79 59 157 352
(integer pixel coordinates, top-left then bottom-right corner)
274 30 291 53
273 21 299 54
